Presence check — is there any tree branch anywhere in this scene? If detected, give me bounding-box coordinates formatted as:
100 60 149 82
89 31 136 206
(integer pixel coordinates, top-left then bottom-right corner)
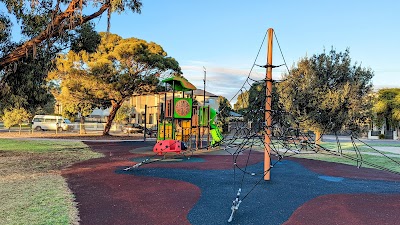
0 1 111 71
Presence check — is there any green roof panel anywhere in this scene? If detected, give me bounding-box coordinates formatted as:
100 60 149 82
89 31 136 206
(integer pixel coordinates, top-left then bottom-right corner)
162 76 197 91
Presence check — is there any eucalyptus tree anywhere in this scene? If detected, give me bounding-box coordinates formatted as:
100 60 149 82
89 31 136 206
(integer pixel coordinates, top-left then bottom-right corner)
0 0 142 113
0 0 142 70
278 48 374 142
50 65 101 134
50 33 182 135
0 21 100 114
0 48 54 115
373 88 400 133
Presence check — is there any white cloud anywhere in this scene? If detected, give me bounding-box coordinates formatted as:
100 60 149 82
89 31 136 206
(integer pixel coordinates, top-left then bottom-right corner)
181 64 268 104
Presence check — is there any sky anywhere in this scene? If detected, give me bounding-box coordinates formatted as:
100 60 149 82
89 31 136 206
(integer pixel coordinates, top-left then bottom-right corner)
6 0 400 104
90 0 400 103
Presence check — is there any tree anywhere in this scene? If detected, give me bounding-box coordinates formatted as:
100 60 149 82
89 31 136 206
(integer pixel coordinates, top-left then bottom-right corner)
233 81 281 127
114 103 133 124
2 108 31 134
372 88 400 133
0 22 101 115
0 47 54 115
217 96 232 133
278 48 374 142
50 33 181 135
0 0 142 71
49 62 102 134
0 0 141 113
234 91 249 111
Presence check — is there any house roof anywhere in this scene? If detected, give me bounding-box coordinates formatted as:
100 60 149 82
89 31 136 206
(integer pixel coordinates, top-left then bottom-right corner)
189 89 219 97
229 111 242 117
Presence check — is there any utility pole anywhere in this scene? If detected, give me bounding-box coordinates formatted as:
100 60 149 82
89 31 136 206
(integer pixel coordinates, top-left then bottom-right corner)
201 66 206 148
264 28 274 181
203 66 206 106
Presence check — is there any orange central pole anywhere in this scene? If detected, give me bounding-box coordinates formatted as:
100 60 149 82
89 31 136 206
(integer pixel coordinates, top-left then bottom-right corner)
264 28 273 181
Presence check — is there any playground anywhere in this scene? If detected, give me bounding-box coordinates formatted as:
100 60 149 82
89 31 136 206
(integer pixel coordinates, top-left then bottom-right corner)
59 28 400 224
149 76 223 156
62 140 400 225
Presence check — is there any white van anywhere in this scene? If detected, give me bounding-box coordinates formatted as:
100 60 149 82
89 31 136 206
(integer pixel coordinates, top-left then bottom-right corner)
32 115 73 131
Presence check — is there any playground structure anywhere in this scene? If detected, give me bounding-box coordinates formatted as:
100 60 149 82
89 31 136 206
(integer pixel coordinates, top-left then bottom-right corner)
153 76 223 155
124 28 400 223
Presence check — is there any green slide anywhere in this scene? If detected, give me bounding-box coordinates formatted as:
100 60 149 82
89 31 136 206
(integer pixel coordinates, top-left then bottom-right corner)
209 108 223 146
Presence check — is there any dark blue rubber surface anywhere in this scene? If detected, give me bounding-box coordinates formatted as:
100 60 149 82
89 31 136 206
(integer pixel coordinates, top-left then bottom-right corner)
118 160 400 225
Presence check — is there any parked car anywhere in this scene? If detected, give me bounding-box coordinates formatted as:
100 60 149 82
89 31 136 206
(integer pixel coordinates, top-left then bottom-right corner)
121 123 152 135
32 115 73 132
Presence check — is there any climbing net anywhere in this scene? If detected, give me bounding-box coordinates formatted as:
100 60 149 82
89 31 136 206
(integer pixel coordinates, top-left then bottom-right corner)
216 30 400 222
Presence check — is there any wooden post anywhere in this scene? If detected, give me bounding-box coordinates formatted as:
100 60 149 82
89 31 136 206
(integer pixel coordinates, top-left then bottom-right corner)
264 28 274 181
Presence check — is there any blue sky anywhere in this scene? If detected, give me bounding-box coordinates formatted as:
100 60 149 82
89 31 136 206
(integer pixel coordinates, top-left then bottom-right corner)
94 0 400 103
7 1 400 103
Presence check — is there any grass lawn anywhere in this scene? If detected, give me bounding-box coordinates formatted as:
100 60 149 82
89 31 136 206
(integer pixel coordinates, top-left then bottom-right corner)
0 139 103 225
293 142 400 173
231 138 400 174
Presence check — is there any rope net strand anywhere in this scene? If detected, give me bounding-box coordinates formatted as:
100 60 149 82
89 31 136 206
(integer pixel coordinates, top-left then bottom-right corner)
218 30 400 222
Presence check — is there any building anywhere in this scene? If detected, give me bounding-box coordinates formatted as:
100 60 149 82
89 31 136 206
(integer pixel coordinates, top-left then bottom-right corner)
83 89 220 125
127 89 220 127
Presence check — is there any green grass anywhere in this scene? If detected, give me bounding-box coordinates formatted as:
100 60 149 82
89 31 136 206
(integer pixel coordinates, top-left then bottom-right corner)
318 142 397 154
230 138 400 173
0 175 79 225
0 139 103 225
0 139 88 152
294 142 400 173
362 142 400 147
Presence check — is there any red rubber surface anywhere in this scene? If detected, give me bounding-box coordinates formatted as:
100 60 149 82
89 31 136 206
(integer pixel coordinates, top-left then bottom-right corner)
62 142 400 225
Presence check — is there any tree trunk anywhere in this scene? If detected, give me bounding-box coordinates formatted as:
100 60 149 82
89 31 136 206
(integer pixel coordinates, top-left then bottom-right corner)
80 116 86 134
0 1 111 70
315 130 322 145
103 101 123 135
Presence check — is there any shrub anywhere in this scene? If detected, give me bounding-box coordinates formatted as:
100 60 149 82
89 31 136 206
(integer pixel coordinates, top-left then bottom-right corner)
2 108 31 133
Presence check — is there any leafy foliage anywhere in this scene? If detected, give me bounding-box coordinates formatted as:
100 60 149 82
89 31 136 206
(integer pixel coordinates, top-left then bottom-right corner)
217 96 232 132
234 91 249 111
233 81 281 125
50 33 182 135
114 103 133 124
0 22 101 115
2 108 31 129
372 88 400 130
70 23 102 54
0 49 54 115
0 0 141 115
0 0 142 70
49 59 101 120
278 48 374 135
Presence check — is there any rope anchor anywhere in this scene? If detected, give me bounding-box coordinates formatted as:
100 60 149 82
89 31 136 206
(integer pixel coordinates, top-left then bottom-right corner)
123 158 150 171
228 188 242 223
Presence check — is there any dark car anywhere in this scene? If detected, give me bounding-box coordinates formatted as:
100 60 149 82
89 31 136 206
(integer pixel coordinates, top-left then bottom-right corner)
121 123 152 135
